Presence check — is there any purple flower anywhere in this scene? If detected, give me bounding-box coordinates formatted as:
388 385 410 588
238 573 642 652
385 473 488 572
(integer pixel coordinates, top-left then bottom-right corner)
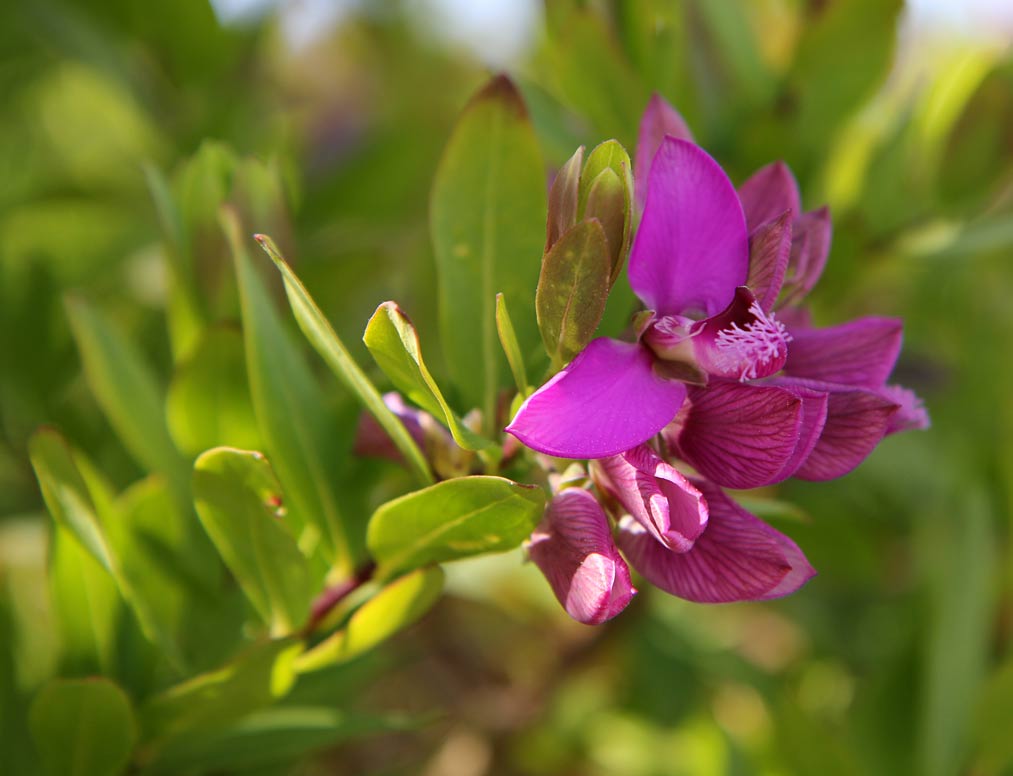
527 488 636 624
589 445 813 604
507 95 927 486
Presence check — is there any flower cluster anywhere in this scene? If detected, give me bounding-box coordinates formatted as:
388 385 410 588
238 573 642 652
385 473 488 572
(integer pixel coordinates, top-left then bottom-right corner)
508 96 928 624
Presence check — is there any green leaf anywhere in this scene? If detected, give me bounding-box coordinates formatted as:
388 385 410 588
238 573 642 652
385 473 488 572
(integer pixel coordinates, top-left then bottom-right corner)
430 74 547 429
142 706 415 775
139 638 303 756
224 208 351 572
296 566 444 673
29 428 113 572
364 301 490 451
536 219 611 365
193 447 316 636
166 324 261 457
112 476 241 672
255 233 433 486
29 677 137 776
495 293 529 394
367 476 545 578
65 298 189 498
49 525 120 676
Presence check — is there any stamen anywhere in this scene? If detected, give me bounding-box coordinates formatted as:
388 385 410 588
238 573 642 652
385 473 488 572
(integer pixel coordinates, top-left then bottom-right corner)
713 302 791 381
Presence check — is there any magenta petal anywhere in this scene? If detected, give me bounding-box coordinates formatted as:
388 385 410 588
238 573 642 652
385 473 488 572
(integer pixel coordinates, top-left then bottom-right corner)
617 481 815 603
746 212 793 312
591 445 708 552
738 162 801 232
785 317 903 388
879 384 930 434
634 93 695 212
506 338 687 459
528 489 635 625
785 207 832 300
670 382 803 489
629 138 749 317
786 382 900 481
354 392 428 462
691 287 790 381
769 383 829 481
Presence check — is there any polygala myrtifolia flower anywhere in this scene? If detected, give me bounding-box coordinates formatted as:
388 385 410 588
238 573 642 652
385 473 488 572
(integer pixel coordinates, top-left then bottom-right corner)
508 95 927 624
507 94 928 486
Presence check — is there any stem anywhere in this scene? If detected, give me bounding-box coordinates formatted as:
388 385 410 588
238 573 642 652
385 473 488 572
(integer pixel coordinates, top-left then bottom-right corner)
302 561 376 636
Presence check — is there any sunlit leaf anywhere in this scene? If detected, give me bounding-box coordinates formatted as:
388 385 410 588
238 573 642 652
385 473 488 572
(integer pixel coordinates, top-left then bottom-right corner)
166 325 261 457
296 566 444 673
367 476 545 578
193 447 316 636
364 301 489 451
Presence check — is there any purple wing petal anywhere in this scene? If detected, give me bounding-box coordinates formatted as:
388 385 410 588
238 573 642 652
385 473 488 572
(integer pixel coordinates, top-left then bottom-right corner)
768 383 829 481
506 338 687 459
634 93 695 212
780 380 900 480
785 317 903 388
670 382 803 489
528 488 635 625
629 138 749 317
746 212 793 312
879 384 930 434
617 480 815 603
591 445 708 553
738 162 801 232
783 207 832 302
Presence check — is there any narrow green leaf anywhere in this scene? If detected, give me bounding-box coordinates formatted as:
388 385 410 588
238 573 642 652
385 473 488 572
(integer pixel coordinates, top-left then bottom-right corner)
29 678 137 776
364 301 490 451
367 476 545 578
65 298 188 498
430 74 547 429
29 428 113 572
224 208 350 572
296 566 444 673
142 706 415 775
255 234 433 486
139 638 303 755
193 447 316 636
495 293 528 394
166 324 261 457
536 219 611 365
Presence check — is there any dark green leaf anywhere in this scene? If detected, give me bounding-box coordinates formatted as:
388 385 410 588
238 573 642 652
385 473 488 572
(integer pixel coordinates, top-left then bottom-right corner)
255 234 433 485
224 208 351 572
29 677 137 776
430 74 546 428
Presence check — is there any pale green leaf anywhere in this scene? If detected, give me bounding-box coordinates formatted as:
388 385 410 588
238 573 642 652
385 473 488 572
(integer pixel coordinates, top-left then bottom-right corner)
364 301 489 451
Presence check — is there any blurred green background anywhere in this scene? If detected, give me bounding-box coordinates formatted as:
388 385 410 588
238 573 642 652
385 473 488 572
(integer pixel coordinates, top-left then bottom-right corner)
1 0 1012 773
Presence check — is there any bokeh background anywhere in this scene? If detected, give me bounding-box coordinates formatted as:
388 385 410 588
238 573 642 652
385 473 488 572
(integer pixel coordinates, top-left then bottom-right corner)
2 1 1012 774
